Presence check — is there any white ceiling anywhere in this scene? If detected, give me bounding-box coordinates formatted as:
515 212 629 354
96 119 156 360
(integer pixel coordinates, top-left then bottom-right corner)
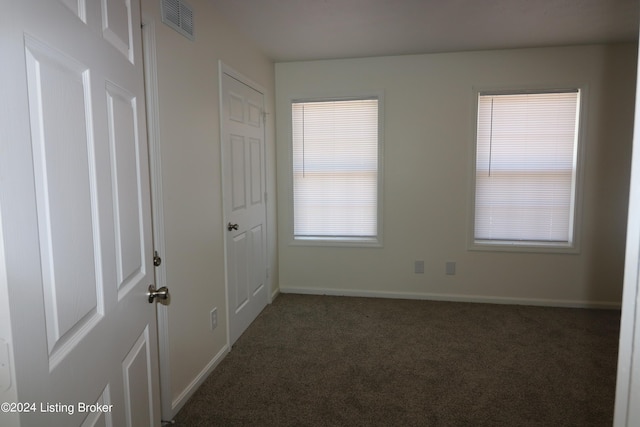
209 0 639 62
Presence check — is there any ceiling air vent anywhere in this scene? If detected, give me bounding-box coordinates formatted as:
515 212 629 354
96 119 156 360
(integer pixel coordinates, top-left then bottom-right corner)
161 0 194 40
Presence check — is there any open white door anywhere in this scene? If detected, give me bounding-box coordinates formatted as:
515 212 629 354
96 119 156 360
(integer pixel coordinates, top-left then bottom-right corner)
220 65 269 345
0 1 161 426
614 33 640 427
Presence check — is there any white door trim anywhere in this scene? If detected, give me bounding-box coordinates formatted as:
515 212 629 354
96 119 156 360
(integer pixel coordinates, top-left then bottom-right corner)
218 61 270 348
141 15 172 423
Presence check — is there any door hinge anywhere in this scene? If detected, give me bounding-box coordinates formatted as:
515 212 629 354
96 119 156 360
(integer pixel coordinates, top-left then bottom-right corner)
153 251 162 267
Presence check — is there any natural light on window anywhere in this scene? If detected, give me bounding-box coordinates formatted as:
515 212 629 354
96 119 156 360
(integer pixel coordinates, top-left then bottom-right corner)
473 90 581 249
291 97 381 243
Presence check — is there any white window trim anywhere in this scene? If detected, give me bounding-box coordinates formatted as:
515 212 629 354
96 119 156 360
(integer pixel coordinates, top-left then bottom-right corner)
468 85 588 254
287 92 385 248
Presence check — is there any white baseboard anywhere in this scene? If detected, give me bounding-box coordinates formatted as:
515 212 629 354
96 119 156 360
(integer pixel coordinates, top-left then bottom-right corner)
170 344 230 418
278 286 621 310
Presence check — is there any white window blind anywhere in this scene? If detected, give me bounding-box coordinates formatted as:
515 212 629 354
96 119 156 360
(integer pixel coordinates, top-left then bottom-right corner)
474 90 580 244
292 98 379 239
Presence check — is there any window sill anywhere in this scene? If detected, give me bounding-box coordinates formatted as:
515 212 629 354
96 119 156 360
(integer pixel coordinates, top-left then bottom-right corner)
292 236 382 248
469 240 579 254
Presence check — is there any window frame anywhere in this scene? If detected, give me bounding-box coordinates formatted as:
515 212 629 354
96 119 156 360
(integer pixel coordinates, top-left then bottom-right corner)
468 85 588 254
288 92 385 247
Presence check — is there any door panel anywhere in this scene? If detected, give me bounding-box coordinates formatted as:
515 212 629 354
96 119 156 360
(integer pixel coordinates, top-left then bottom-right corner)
230 134 247 211
24 37 105 364
122 328 153 427
101 0 134 62
222 70 268 345
247 101 262 128
59 0 86 21
106 83 146 295
249 225 265 297
80 386 113 427
249 138 263 205
231 233 249 312
0 1 160 426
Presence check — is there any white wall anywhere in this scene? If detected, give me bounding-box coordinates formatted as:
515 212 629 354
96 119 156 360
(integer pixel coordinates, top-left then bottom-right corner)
141 0 277 416
276 44 636 307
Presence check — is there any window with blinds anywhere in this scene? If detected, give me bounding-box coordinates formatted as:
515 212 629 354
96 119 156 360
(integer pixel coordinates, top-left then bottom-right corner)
473 90 581 248
291 97 381 242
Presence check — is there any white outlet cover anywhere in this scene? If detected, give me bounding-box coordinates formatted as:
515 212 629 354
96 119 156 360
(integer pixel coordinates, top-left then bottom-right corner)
446 261 456 275
210 308 218 330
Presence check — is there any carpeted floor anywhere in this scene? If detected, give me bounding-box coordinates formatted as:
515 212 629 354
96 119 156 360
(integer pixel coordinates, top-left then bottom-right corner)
172 294 621 426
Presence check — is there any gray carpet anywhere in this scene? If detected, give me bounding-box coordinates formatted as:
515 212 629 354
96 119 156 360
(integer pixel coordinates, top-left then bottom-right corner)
173 294 620 426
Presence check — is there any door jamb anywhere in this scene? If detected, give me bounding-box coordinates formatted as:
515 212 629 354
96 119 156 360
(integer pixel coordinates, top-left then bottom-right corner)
141 15 173 423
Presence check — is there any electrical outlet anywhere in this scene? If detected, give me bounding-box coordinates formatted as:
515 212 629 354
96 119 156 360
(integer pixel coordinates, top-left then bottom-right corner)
414 260 425 274
445 261 456 276
210 307 218 331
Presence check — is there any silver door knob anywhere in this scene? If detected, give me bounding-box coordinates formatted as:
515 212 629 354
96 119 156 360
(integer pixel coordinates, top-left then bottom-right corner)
227 222 239 231
148 284 170 303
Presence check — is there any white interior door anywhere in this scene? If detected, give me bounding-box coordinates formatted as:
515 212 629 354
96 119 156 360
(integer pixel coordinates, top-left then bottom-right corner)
614 35 640 427
0 1 160 426
221 67 268 345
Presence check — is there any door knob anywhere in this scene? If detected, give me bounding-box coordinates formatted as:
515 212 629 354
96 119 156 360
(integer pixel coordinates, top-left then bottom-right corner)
148 284 170 303
227 222 239 231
